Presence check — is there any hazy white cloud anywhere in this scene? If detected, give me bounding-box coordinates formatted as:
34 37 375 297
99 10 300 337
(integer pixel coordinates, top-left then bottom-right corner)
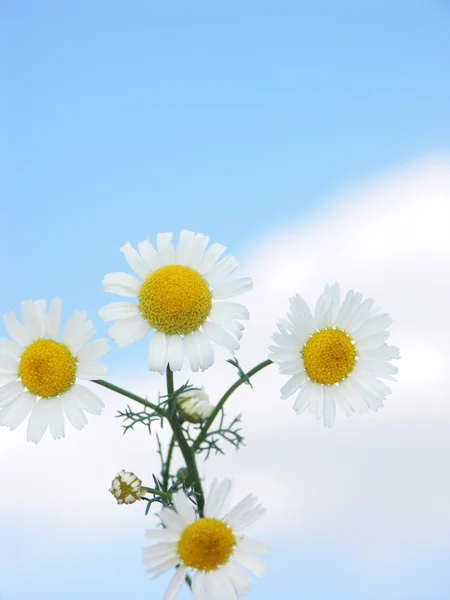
1 157 449 577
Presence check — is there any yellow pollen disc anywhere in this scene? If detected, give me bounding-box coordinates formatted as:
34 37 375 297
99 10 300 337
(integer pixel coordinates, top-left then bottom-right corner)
19 339 77 398
177 518 236 572
302 328 357 385
138 265 212 335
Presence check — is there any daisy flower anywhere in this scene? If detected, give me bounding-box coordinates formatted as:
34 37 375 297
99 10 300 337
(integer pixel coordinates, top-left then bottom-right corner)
143 479 269 600
0 298 109 443
177 385 214 423
99 231 253 373
269 283 400 427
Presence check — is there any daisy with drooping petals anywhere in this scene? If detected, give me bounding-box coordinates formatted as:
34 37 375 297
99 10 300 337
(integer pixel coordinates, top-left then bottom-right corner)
143 479 269 600
176 385 214 423
99 231 253 374
269 283 400 427
0 298 109 443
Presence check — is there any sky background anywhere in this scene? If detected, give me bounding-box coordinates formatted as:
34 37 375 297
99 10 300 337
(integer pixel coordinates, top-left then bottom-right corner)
2 1 450 599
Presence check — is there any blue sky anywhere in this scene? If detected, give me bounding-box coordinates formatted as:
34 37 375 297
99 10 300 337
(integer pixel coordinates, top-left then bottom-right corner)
2 1 450 599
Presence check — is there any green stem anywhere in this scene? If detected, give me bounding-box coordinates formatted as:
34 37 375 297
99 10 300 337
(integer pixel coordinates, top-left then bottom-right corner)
141 486 172 500
93 379 167 418
166 367 205 516
162 434 176 491
192 359 273 452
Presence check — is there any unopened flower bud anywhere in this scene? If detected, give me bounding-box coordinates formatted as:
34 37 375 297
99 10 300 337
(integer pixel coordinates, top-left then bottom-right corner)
110 470 143 505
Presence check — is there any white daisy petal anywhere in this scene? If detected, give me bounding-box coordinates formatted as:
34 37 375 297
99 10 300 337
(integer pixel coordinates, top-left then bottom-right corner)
293 384 310 414
185 233 209 270
221 563 253 597
3 312 31 347
0 391 35 430
308 383 324 420
120 241 151 280
175 229 196 265
325 282 341 326
346 297 375 333
167 335 184 371
202 321 239 353
162 567 187 600
0 381 25 408
346 377 384 411
205 478 233 519
363 344 400 361
205 254 239 287
108 314 150 347
289 294 316 331
353 367 392 395
211 301 250 320
192 330 214 371
37 300 49 336
184 333 200 372
0 338 23 358
192 571 208 600
60 391 88 430
231 506 266 530
233 549 267 577
145 558 180 578
335 291 362 330
71 384 105 415
357 358 398 378
143 542 178 563
102 272 141 297
76 361 108 380
149 332 168 374
269 346 298 362
47 398 65 439
338 380 370 414
76 339 110 362
355 331 389 352
145 528 181 543
323 387 336 427
157 232 176 266
21 300 44 341
172 490 196 524
225 494 262 530
159 507 188 533
61 310 95 354
26 399 50 443
237 537 271 555
280 371 308 400
138 239 158 270
279 359 303 375
212 277 253 300
0 353 19 381
198 242 226 275
205 570 237 600
332 386 355 417
209 308 245 340
351 314 393 342
98 301 140 322
47 297 62 339
314 286 333 329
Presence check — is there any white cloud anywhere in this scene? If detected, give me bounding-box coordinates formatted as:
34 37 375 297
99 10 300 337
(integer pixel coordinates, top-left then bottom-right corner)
1 157 449 576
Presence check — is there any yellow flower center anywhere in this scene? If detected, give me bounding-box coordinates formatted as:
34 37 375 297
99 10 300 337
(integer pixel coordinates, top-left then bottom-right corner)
177 518 236 572
138 265 212 335
19 339 77 398
302 328 357 385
